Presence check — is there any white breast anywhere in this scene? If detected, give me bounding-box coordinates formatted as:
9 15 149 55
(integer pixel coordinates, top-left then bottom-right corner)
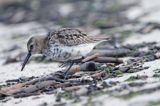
44 41 102 61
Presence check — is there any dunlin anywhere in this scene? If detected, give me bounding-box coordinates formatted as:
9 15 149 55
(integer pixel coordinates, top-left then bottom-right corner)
21 28 109 78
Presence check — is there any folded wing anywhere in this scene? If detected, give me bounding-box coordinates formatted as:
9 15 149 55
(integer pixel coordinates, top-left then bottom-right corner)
47 28 109 46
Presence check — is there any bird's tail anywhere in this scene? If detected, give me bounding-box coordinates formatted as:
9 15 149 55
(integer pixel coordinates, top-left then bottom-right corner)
91 35 111 42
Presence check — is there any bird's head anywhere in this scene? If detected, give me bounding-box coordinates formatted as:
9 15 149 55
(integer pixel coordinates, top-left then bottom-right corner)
21 36 47 71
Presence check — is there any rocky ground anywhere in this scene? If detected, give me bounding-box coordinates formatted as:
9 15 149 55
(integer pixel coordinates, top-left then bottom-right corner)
1 0 160 106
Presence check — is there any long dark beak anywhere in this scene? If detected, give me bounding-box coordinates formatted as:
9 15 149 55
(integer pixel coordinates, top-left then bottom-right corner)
21 52 31 71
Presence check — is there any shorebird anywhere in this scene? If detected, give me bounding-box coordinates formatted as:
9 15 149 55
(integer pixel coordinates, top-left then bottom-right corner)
21 28 109 78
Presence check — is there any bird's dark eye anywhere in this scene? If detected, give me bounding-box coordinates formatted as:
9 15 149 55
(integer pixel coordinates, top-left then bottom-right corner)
30 44 33 50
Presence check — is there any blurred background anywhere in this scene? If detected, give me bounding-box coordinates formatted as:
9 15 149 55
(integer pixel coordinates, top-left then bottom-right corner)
1 0 160 106
0 0 139 36
0 0 133 26
0 0 140 69
0 0 141 57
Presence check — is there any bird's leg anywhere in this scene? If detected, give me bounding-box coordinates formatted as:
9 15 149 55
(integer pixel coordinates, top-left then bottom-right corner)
64 61 74 79
59 62 70 68
71 56 84 64
63 54 99 79
63 57 84 79
59 56 84 68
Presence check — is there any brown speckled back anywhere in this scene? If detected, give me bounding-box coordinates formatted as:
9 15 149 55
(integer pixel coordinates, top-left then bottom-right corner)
47 28 95 46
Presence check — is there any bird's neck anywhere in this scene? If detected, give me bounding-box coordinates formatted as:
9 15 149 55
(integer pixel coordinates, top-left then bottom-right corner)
37 36 48 53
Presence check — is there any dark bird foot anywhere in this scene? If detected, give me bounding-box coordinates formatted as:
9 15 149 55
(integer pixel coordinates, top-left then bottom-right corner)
63 62 74 80
62 57 84 79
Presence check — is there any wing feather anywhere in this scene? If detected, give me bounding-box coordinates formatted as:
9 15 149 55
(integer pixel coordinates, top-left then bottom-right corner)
47 28 109 46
